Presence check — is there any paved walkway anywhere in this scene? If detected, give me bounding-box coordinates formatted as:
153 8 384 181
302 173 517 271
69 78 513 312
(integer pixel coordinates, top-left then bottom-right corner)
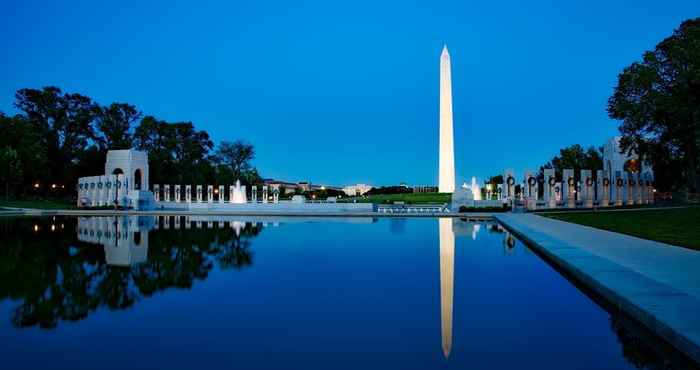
495 213 700 363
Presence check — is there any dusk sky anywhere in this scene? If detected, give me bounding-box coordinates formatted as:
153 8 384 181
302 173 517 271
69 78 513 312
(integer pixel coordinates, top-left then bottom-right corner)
1 1 698 186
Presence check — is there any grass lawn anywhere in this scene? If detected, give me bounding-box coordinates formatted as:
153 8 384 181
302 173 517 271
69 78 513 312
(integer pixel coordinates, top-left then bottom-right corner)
0 199 76 210
341 192 452 204
542 206 700 250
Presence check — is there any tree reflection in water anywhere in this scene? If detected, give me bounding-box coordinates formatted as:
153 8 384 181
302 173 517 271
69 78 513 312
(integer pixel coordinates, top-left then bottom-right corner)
0 216 261 329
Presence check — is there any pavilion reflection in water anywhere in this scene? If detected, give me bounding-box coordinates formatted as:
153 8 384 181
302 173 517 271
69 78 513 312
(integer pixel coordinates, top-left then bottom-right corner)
76 215 279 266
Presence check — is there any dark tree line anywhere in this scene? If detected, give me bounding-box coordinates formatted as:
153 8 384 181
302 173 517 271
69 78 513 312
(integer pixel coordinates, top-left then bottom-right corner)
0 86 261 198
608 18 700 193
0 216 260 329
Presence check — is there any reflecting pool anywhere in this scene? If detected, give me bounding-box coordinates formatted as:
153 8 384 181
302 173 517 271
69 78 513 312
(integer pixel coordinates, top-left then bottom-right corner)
0 216 696 370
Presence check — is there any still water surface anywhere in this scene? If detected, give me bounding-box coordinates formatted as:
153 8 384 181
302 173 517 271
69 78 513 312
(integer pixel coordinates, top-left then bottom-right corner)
0 216 696 370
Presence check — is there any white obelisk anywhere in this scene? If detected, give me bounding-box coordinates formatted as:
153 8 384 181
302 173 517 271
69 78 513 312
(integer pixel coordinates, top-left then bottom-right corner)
439 45 456 193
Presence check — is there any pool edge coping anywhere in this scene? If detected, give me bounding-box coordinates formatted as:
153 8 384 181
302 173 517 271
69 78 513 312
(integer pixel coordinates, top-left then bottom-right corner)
494 213 700 365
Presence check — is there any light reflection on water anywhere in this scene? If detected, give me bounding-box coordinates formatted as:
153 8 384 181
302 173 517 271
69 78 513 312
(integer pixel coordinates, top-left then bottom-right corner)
0 215 697 370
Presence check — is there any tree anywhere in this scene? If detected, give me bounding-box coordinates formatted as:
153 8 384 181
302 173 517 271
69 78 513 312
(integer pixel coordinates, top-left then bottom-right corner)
96 103 141 150
542 144 603 181
0 147 22 198
14 87 98 186
214 140 255 182
608 18 700 192
0 113 47 194
133 116 214 185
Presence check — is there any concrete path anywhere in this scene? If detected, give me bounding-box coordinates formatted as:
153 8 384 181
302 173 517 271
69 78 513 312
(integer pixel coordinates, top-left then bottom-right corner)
495 213 700 363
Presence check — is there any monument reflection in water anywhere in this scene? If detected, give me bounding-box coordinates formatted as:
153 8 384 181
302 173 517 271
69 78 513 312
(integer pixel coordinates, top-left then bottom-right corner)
0 216 697 370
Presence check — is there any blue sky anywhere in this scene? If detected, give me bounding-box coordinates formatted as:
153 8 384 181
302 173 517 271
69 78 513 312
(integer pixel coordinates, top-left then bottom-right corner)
1 1 698 186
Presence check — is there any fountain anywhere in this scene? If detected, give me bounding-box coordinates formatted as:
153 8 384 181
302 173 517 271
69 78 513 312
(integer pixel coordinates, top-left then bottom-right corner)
231 180 247 204
470 177 482 201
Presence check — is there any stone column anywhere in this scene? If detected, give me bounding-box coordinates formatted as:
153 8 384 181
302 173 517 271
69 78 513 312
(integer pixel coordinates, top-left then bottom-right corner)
595 170 604 206
252 186 258 203
524 170 537 210
581 170 593 208
262 186 268 204
185 216 191 229
186 185 192 203
563 169 575 208
601 171 610 207
164 184 170 202
175 185 181 203
241 186 247 203
207 185 213 203
273 188 279 204
543 169 555 208
196 185 203 203
229 185 235 203
614 171 623 206
219 185 225 204
174 216 180 229
625 172 634 206
635 173 643 204
503 169 515 199
154 184 160 202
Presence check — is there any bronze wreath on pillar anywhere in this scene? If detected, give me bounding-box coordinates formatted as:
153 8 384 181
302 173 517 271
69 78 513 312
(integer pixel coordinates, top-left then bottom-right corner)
603 178 610 187
528 177 536 186
548 176 556 186
506 176 515 186
585 177 593 187
567 177 574 186
616 178 623 187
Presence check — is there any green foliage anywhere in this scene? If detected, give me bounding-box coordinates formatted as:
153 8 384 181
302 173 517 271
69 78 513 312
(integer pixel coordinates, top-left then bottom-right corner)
543 207 700 250
543 144 603 181
365 186 413 196
96 103 141 150
608 18 700 192
0 147 22 198
213 140 258 184
1 86 262 198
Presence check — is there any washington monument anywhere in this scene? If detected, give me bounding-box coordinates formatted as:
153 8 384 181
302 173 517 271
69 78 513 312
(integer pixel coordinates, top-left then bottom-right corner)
439 45 456 193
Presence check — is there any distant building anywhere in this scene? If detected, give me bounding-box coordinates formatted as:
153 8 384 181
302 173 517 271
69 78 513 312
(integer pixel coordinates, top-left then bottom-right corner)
414 185 438 193
343 184 373 196
263 179 341 194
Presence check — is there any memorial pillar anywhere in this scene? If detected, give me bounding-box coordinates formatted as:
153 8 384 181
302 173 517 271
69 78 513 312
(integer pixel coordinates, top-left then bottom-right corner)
544 168 556 208
154 184 160 202
614 171 623 206
164 184 170 202
175 185 181 203
563 169 575 208
185 185 192 203
625 172 634 206
262 186 268 204
582 170 593 208
219 185 225 204
207 185 213 203
252 186 258 203
601 171 610 207
196 185 203 203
